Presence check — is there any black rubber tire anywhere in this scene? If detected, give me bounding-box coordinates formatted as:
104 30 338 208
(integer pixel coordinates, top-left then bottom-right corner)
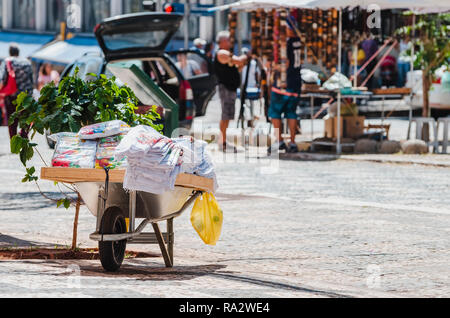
99 208 127 272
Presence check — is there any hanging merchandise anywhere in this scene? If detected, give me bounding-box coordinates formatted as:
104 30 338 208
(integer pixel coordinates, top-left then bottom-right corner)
228 11 238 50
272 9 281 89
191 193 223 246
264 10 274 62
279 9 288 90
251 11 259 57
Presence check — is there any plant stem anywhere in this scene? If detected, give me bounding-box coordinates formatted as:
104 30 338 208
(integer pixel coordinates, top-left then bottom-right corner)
72 192 81 250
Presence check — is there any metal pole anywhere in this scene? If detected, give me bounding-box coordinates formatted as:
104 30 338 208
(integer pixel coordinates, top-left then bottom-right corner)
337 9 342 155
353 44 358 88
184 0 190 49
129 191 136 232
237 11 242 54
311 95 314 141
410 14 416 116
407 14 416 139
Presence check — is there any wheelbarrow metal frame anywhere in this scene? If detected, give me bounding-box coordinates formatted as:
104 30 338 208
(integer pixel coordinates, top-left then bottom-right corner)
90 188 203 268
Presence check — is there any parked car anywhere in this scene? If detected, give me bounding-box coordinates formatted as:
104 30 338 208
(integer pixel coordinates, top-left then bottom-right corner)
49 12 216 148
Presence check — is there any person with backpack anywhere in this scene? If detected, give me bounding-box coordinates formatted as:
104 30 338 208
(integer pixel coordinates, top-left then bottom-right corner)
0 44 34 139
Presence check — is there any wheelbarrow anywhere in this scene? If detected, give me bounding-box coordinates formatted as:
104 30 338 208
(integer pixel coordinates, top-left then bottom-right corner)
41 167 214 272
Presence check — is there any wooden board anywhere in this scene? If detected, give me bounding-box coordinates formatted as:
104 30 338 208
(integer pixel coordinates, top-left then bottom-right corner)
41 167 214 193
372 88 412 96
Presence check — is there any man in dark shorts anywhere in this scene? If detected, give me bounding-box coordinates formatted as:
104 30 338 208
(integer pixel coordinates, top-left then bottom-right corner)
214 31 247 153
268 22 302 154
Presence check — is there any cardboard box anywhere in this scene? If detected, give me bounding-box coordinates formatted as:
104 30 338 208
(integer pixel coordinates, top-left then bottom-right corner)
324 116 365 139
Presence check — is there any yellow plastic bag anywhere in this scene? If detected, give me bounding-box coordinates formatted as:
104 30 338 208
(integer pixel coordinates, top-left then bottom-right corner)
191 193 223 246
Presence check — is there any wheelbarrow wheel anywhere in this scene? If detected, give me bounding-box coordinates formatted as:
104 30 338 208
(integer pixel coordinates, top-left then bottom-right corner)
99 208 127 272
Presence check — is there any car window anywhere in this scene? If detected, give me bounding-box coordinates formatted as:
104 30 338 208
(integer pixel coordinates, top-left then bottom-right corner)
69 55 104 81
147 59 178 86
169 52 210 79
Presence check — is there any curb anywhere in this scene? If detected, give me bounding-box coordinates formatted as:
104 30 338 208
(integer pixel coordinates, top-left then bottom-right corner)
339 156 450 168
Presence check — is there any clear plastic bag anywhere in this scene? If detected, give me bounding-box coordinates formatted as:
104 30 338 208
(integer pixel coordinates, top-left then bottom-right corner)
191 193 223 246
78 120 130 140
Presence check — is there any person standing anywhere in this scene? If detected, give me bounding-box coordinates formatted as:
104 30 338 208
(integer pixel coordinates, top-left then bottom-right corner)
240 47 261 128
38 63 60 91
0 44 33 139
214 31 247 152
268 23 302 154
191 38 207 54
397 37 412 88
361 32 379 89
190 38 208 73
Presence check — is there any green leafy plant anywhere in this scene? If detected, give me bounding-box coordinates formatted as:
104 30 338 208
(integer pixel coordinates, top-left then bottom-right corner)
397 13 450 117
9 69 162 250
11 68 161 183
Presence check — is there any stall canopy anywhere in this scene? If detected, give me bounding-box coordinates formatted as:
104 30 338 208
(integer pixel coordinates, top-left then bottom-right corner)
210 0 450 11
209 0 312 11
306 0 450 10
30 36 102 66
209 0 449 156
0 31 54 60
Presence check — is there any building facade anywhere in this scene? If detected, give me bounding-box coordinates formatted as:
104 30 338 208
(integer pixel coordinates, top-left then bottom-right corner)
0 0 244 43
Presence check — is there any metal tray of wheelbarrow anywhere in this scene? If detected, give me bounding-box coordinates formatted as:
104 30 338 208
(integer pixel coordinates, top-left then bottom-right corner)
41 167 214 271
41 168 214 221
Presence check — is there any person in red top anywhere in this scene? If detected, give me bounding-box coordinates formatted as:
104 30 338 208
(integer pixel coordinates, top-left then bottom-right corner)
0 44 33 139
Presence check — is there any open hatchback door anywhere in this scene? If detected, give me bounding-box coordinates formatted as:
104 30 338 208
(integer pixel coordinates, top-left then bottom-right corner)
94 12 183 61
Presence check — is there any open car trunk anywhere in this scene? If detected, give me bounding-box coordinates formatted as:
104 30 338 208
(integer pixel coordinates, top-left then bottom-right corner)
95 12 183 61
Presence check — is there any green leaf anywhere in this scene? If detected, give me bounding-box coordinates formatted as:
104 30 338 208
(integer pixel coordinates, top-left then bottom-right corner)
10 135 23 154
63 199 71 209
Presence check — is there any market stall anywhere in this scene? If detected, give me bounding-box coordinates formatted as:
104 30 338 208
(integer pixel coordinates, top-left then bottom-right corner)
210 0 449 154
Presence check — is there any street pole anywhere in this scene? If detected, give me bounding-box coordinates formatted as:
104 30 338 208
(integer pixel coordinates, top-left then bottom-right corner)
337 9 342 155
184 0 190 49
407 14 416 139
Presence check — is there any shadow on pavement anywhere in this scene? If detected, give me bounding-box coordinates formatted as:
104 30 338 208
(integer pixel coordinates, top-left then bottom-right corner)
279 153 339 162
52 261 228 282
0 234 48 248
0 192 69 211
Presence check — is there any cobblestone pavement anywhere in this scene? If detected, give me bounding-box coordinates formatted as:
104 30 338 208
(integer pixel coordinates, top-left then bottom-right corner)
0 98 449 298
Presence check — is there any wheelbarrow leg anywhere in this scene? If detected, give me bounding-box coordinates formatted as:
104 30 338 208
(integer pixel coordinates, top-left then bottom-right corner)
167 218 174 265
152 222 173 268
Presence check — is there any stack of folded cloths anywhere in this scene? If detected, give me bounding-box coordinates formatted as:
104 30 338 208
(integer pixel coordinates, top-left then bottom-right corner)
115 126 218 195
115 126 184 195
174 137 218 191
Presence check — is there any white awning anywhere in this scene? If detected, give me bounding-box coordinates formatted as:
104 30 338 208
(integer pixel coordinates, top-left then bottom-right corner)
306 0 450 11
209 0 450 12
0 31 54 60
30 36 102 66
